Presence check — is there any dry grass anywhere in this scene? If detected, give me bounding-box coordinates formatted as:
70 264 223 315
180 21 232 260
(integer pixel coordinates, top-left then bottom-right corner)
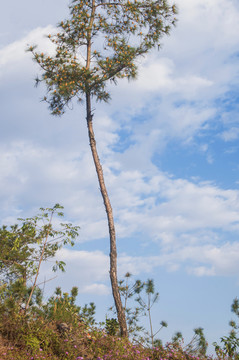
0 334 11 357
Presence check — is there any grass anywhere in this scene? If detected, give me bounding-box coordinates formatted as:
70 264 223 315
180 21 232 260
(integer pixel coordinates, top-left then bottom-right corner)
0 315 218 360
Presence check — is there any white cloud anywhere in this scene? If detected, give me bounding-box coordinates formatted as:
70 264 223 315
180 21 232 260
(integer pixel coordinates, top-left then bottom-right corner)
1 0 238 153
118 254 162 277
39 248 164 296
1 137 239 269
101 0 239 156
159 241 239 278
39 248 110 295
81 283 110 295
167 0 239 56
1 0 239 284
109 170 239 240
0 141 109 241
39 240 239 298
135 58 213 97
221 127 239 142
0 26 56 77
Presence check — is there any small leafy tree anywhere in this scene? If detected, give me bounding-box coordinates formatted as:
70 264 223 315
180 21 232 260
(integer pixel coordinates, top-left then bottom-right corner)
43 286 96 327
28 0 177 336
0 204 79 313
213 298 239 359
135 278 167 347
172 328 208 358
117 272 145 338
105 317 120 335
111 274 167 346
44 286 81 326
172 331 183 344
185 327 207 357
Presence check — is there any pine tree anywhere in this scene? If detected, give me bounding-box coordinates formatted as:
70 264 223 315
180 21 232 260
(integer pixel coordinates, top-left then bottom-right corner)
28 0 177 336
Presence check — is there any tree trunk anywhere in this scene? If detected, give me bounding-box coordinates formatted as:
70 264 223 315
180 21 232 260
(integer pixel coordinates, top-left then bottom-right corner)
86 91 128 337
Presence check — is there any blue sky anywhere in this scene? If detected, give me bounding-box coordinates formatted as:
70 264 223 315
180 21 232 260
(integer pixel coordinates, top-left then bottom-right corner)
1 0 239 353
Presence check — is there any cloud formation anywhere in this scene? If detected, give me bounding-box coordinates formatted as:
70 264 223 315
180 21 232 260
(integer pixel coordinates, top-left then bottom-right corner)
1 0 239 293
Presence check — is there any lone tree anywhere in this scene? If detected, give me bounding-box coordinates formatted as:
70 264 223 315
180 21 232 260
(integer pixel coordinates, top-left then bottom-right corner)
28 0 177 336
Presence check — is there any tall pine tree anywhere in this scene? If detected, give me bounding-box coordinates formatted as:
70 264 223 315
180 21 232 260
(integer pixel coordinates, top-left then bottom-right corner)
28 0 177 336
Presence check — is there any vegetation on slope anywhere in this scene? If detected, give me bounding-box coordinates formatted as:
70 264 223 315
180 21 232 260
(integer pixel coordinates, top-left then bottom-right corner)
0 206 239 359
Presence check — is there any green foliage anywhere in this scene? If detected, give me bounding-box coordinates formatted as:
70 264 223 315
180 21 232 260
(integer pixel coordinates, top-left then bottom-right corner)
215 332 239 359
213 298 239 359
1 329 214 360
0 204 79 281
0 204 79 316
81 302 96 326
172 331 183 344
232 298 239 317
112 273 167 346
27 0 177 115
1 276 234 360
43 286 81 325
117 272 145 337
186 327 208 357
105 317 120 336
134 278 167 347
0 283 97 359
43 286 96 327
171 327 208 357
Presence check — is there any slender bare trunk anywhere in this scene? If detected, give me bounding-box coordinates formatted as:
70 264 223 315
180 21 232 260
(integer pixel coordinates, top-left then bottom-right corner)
85 92 128 337
148 295 154 347
84 0 127 337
